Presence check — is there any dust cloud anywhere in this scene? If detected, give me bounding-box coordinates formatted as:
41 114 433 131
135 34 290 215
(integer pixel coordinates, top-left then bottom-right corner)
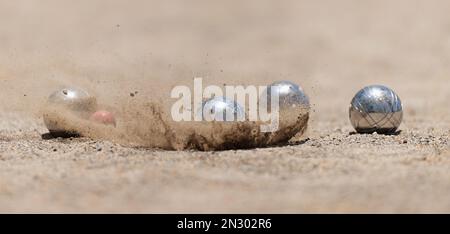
0 0 315 150
41 95 309 150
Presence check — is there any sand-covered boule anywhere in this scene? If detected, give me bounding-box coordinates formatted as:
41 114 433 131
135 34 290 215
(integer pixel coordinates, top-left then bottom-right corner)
43 87 97 136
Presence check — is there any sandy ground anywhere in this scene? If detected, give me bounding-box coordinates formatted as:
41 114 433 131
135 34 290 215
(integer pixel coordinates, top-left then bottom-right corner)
0 0 450 213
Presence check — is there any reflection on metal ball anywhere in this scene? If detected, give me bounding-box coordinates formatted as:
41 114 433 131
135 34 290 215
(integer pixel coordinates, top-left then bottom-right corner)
262 80 310 129
47 87 97 112
199 96 244 121
265 80 310 110
349 85 403 134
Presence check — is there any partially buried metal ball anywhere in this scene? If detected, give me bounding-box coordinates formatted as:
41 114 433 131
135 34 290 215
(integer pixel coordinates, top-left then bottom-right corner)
44 87 97 135
199 96 244 121
349 85 403 134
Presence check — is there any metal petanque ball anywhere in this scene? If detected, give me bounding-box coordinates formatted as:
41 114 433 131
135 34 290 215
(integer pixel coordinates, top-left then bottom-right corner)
44 87 97 135
265 81 310 110
199 96 244 121
349 85 403 134
263 80 310 127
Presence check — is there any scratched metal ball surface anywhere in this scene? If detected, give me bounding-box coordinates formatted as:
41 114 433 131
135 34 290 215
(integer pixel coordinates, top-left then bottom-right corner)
349 85 403 134
44 87 97 134
199 96 244 121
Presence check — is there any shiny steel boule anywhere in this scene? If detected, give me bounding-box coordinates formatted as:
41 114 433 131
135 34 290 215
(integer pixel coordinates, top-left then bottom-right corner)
349 85 403 134
199 96 244 121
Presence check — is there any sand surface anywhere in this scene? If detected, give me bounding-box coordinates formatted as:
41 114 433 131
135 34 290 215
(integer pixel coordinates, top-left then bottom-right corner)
0 0 450 213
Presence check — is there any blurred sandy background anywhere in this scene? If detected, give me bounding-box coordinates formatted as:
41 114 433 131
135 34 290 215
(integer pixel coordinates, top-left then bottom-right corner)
0 0 449 212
